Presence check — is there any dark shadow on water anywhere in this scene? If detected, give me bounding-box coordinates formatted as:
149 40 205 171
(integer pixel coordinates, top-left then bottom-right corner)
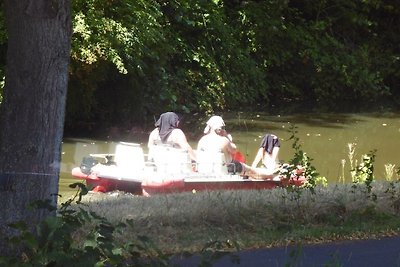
223 112 356 131
221 110 400 131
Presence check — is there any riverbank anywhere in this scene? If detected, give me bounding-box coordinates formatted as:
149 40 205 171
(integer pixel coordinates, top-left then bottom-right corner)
71 181 400 255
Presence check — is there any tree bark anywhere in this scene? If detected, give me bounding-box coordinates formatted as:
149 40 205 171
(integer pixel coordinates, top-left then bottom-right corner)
0 0 71 255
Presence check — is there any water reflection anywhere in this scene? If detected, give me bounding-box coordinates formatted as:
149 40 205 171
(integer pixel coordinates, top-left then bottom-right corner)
59 139 121 199
60 112 400 198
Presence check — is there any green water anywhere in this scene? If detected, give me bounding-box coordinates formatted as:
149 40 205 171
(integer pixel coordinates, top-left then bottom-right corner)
60 112 400 198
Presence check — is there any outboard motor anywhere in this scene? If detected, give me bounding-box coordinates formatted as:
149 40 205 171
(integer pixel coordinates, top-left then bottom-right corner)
80 156 98 175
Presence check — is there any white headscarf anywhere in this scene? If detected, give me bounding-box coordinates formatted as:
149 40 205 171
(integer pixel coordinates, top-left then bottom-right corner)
203 115 225 134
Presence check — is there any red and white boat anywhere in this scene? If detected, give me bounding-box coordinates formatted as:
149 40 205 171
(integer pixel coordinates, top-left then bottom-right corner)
71 142 305 196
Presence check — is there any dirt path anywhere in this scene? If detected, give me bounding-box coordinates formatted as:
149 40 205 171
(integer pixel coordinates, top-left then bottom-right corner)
172 235 400 266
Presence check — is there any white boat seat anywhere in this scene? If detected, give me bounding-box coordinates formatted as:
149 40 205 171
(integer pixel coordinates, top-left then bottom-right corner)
89 142 147 182
196 151 228 175
114 142 146 173
150 145 191 174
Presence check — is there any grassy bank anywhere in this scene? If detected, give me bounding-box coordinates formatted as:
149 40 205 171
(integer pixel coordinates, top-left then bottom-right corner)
3 181 400 266
75 181 400 254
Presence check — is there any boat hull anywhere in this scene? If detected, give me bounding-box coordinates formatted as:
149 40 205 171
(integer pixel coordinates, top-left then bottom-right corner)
72 166 305 196
71 167 142 194
141 176 304 196
71 142 305 196
142 179 278 195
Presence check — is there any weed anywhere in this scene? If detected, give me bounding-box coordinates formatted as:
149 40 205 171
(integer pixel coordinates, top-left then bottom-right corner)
351 150 377 199
385 163 396 181
285 124 325 194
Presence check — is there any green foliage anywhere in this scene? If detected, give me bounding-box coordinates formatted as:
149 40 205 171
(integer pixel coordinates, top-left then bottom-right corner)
71 0 164 74
67 0 166 130
351 150 376 186
1 0 399 130
0 183 170 266
351 150 377 200
284 124 324 193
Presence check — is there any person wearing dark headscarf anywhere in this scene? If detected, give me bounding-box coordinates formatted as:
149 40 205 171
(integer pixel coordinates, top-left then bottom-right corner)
148 112 196 161
155 112 180 143
223 133 281 180
251 133 280 172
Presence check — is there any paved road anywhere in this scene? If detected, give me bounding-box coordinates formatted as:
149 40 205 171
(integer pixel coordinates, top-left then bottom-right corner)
172 236 400 267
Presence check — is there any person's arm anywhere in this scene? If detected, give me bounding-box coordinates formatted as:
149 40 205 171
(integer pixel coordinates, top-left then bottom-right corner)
220 138 237 163
226 140 237 155
251 147 264 168
219 129 237 153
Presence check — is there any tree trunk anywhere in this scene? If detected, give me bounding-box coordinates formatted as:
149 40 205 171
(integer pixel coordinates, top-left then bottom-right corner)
0 0 71 254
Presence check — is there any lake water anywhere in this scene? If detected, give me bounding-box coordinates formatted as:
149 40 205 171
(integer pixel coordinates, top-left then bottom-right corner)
59 112 400 198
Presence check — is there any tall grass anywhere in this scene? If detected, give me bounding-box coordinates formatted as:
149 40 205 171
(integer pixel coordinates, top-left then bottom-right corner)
77 181 400 254
385 163 396 181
